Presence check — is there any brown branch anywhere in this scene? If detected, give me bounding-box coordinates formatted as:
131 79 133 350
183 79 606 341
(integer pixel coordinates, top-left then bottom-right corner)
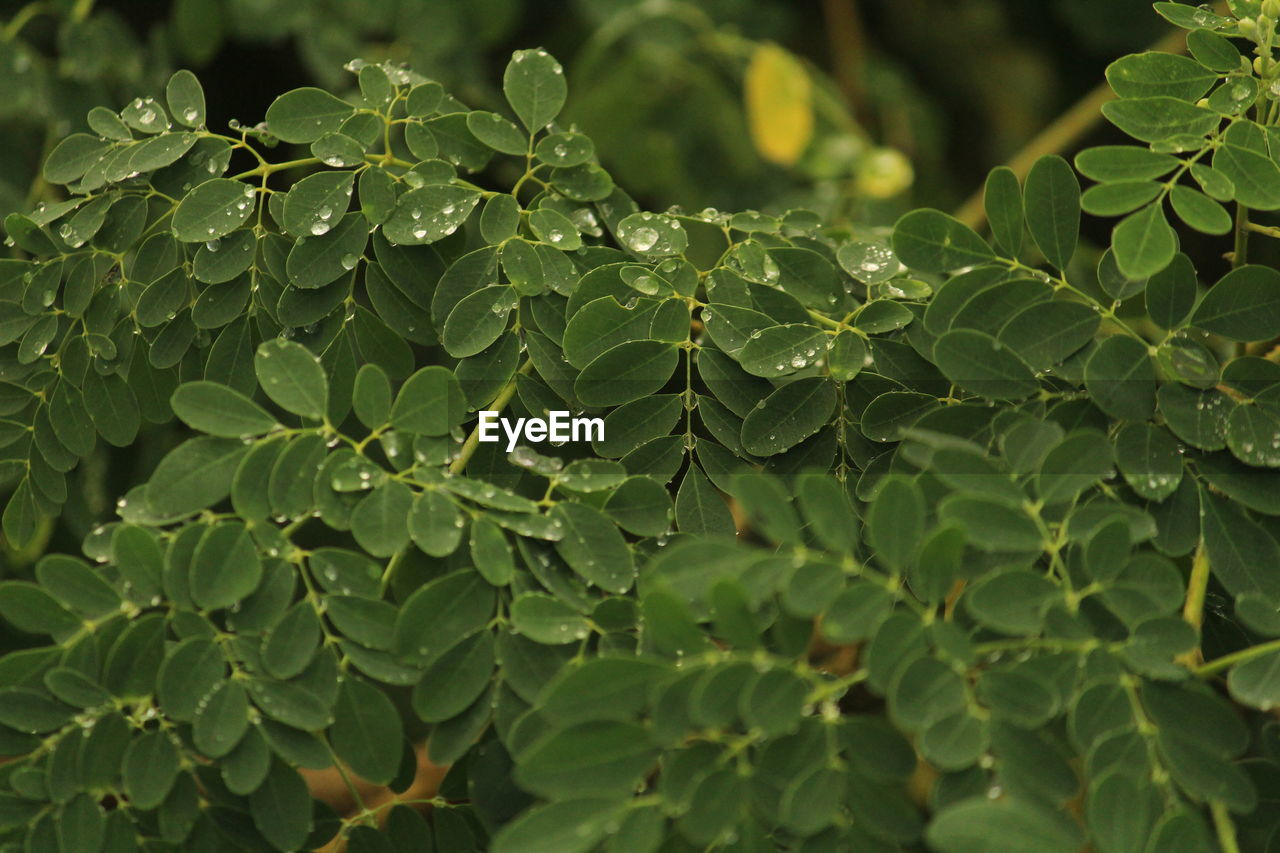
821 0 869 124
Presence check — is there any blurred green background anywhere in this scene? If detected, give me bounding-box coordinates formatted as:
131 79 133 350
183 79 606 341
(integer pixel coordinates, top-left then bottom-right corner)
0 0 1167 231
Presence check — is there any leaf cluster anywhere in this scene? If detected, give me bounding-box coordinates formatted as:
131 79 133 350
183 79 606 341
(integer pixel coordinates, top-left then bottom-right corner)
4 3 1280 851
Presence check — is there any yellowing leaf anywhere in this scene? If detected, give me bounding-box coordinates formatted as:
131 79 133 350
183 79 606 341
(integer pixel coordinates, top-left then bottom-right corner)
745 43 814 166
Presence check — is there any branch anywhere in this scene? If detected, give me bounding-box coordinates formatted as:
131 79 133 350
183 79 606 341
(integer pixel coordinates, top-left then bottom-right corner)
448 359 533 476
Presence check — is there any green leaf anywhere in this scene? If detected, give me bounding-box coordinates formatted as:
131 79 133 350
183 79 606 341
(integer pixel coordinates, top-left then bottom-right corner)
409 489 465 557
391 366 465 436
511 593 591 644
1036 430 1114 505
157 638 225 722
932 329 1039 400
603 476 673 537
997 299 1099 370
1113 423 1182 500
1023 155 1079 269
0 687 74 733
193 680 250 758
250 759 313 853
466 110 528 155
617 213 688 257
144 437 248 517
122 730 180 810
172 178 257 242
552 502 635 593
351 481 412 558
191 521 262 609
166 69 206 127
43 134 110 185
1201 487 1280 602
470 516 514 585
395 570 495 662
412 631 495 722
171 381 278 437
1191 265 1280 341
1226 650 1280 711
575 341 680 407
331 676 403 785
741 377 836 456
529 208 582 251
0 582 78 637
926 797 1085 853
265 87 354 143
82 371 140 448
1081 181 1164 216
262 602 321 680
1105 52 1217 101
675 465 734 536
516 719 658 800
983 166 1023 256
1111 203 1176 279
1100 96 1219 142
1153 1 1230 28
1084 335 1157 421
939 496 1042 552
1213 120 1280 210
1146 252 1198 330
443 285 517 357
563 296 686 368
491 800 621 853
111 524 164 600
1169 185 1232 234
892 209 994 273
868 478 924 570
504 49 567 132
384 185 482 246
255 339 328 420
1075 146 1180 182
281 170 354 238
736 324 827 378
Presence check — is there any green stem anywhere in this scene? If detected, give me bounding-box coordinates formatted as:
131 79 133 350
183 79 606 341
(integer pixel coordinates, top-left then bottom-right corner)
1178 541 1210 666
1211 801 1242 853
230 157 322 181
1195 636 1280 677
448 359 533 476
1233 203 1250 269
3 1 48 40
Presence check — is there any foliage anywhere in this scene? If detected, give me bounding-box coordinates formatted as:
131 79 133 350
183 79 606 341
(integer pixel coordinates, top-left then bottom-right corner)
5 1 1280 852
0 0 909 227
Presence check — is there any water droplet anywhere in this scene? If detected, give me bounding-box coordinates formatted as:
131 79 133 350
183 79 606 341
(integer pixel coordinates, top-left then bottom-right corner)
628 226 659 253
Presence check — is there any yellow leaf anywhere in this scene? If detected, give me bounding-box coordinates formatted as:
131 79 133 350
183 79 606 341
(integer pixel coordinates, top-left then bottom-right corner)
745 43 814 167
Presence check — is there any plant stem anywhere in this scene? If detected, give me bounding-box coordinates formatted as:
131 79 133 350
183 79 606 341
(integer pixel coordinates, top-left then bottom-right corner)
1211 801 1242 853
448 359 533 476
1195 637 1280 677
1176 541 1210 668
1233 204 1250 268
820 0 867 123
230 157 321 180
2 2 48 42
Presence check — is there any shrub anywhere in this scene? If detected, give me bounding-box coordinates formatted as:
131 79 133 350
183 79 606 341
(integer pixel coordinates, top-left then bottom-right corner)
2 2 1280 852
